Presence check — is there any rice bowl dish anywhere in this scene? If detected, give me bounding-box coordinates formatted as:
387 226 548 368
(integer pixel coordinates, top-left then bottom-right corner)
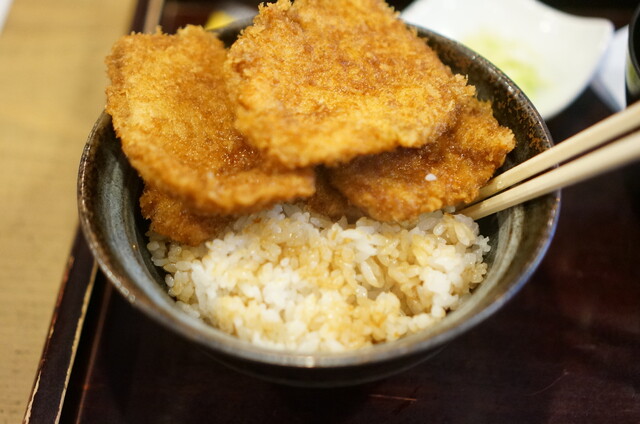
100 0 519 355
78 15 558 385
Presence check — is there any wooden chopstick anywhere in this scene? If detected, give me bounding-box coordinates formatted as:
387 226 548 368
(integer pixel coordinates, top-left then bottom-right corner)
458 111 640 220
143 0 165 33
473 101 640 203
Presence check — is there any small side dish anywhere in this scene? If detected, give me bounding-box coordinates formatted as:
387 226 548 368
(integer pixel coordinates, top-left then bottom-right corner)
402 0 614 119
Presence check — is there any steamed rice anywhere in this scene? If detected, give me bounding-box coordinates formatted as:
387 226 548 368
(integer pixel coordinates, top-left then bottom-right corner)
147 204 490 353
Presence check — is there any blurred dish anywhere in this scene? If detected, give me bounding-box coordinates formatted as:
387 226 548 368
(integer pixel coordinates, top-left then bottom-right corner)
402 0 614 119
204 2 256 30
591 26 628 112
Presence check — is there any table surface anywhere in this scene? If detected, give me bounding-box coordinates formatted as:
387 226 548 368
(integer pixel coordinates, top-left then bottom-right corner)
9 1 640 423
0 1 135 422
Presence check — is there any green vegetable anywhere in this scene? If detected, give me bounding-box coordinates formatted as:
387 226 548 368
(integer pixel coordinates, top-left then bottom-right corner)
464 31 545 98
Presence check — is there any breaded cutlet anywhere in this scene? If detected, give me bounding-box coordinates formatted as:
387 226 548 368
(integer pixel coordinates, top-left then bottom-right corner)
140 185 232 246
106 26 315 217
224 0 475 168
328 97 516 222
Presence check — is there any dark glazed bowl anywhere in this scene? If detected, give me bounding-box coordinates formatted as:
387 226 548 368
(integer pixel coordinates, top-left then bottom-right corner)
626 3 640 105
78 21 560 387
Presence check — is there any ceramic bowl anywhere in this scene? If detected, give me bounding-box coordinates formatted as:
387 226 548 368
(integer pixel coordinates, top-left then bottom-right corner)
626 4 640 105
402 0 613 119
77 21 560 387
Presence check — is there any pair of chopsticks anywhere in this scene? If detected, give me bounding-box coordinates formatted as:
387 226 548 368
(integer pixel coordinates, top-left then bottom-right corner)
458 101 640 220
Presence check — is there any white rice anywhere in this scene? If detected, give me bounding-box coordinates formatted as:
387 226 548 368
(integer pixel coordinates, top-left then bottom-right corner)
147 204 490 353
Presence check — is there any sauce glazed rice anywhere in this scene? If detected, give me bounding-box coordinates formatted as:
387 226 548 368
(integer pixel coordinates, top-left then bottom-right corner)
146 204 490 353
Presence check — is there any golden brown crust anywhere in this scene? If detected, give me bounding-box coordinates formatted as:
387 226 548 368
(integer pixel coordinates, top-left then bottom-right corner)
328 97 516 222
301 168 364 221
224 0 475 168
140 185 232 246
106 26 315 216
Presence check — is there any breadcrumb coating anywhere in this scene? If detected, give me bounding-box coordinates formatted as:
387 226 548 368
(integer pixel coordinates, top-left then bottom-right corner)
328 97 516 222
224 0 475 168
140 185 232 246
106 26 315 219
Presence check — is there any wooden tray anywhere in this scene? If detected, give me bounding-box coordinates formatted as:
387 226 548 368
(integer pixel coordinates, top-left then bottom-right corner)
25 2 640 422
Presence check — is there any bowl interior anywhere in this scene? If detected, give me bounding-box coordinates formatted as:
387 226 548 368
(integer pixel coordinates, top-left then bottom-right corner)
78 22 559 384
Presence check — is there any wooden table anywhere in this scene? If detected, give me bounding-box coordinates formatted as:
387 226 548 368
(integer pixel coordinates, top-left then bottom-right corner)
0 1 134 422
23 1 640 423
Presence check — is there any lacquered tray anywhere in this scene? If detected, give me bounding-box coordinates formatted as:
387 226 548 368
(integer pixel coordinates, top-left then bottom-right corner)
25 2 640 422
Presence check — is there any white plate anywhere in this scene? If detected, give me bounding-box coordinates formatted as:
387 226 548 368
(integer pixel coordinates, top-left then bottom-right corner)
590 26 628 112
402 0 614 119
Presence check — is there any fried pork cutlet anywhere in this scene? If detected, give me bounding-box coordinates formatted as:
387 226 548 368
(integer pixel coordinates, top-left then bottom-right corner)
328 98 516 222
224 0 475 169
106 26 315 216
301 168 363 221
140 185 232 246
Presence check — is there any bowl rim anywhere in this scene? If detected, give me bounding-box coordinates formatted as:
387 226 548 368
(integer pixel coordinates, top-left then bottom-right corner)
629 4 640 77
78 23 560 370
